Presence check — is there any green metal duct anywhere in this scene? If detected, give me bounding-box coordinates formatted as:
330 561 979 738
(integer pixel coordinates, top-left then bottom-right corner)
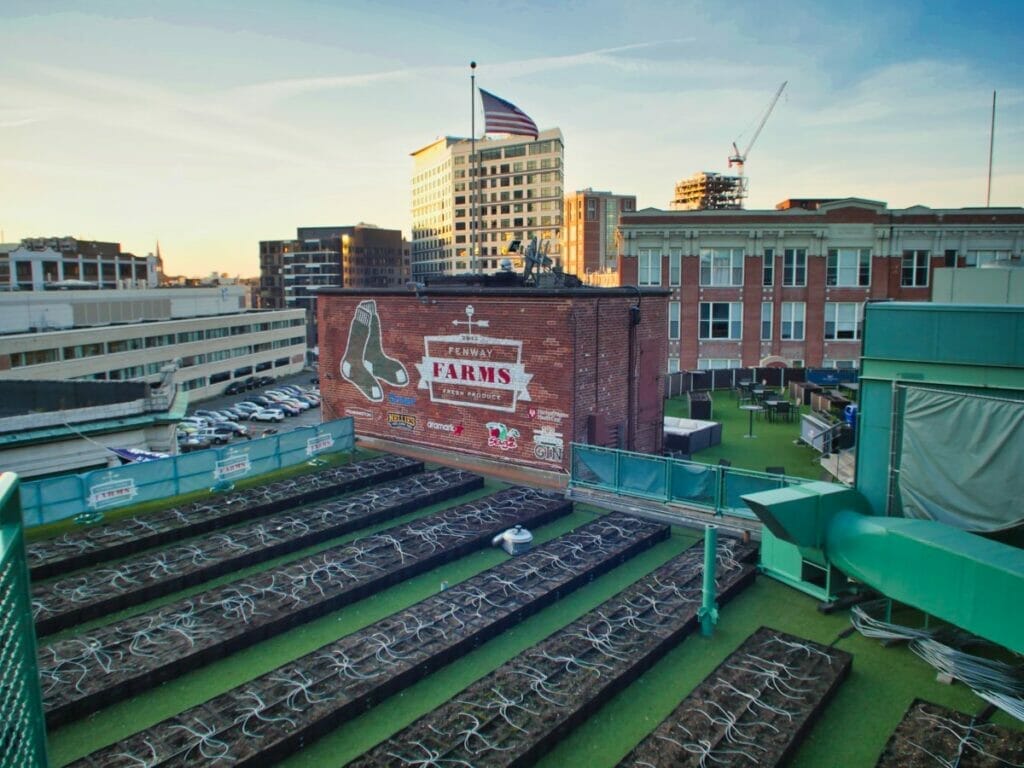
743 483 1024 655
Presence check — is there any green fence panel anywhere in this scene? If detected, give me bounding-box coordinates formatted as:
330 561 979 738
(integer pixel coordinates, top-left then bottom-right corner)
721 469 787 519
0 474 49 765
669 462 718 509
20 418 355 527
618 453 669 499
571 445 618 490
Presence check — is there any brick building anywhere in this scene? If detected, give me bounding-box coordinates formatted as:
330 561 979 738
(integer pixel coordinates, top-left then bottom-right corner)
617 198 1024 372
563 189 636 284
317 286 668 479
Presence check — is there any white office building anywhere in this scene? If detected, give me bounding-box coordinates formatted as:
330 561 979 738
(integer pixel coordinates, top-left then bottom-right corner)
0 287 306 400
410 128 564 277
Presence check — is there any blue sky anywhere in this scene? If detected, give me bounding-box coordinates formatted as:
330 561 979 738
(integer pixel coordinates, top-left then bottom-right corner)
2 0 1021 276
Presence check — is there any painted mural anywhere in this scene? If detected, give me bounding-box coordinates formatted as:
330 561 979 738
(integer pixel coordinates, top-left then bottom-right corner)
325 297 570 472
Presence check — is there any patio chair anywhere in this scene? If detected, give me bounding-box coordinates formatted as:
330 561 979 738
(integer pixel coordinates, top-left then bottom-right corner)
774 401 793 423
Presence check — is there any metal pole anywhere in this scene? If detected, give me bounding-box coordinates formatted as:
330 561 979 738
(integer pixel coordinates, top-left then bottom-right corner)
470 61 477 274
986 90 996 207
699 524 719 636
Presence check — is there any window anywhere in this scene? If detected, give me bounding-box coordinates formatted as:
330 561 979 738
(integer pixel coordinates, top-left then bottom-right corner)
780 302 806 340
669 249 682 287
638 248 662 286
586 199 598 221
901 250 930 287
823 359 858 369
824 302 863 340
699 248 743 286
761 302 772 340
791 359 804 368
668 301 680 340
698 358 741 370
668 357 680 373
782 248 806 286
699 302 742 339
965 250 1011 267
763 248 774 286
827 248 871 287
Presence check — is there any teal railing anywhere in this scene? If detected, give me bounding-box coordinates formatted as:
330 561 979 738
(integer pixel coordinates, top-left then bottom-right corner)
0 473 49 765
570 442 799 520
19 418 355 527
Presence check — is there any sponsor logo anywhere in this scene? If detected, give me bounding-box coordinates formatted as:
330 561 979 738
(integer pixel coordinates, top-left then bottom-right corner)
530 407 568 424
387 392 417 406
427 420 464 436
486 422 520 451
386 412 417 430
86 473 138 510
306 433 335 456
532 426 565 462
345 407 373 419
214 451 252 480
416 305 532 414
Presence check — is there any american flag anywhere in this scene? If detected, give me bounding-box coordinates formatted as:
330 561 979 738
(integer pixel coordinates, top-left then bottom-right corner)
479 88 539 140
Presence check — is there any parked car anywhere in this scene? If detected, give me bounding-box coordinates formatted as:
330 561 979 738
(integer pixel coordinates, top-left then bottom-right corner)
222 406 250 420
194 409 220 419
243 377 257 390
233 402 260 415
224 380 246 395
212 420 249 437
273 401 301 416
256 376 275 387
248 396 273 408
250 408 285 423
196 427 230 445
310 376 320 385
180 416 211 429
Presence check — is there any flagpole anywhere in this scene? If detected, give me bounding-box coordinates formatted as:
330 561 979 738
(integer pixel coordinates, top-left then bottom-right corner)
470 60 477 274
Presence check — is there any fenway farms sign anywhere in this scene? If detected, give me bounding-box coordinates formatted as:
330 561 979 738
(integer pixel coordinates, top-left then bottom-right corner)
416 306 532 413
334 299 563 469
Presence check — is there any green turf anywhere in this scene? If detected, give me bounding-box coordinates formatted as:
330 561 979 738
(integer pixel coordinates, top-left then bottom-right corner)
49 504 599 765
665 388 827 480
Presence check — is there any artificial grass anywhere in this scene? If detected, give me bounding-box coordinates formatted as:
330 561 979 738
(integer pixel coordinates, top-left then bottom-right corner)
536 576 1003 768
276 527 703 768
665 388 827 480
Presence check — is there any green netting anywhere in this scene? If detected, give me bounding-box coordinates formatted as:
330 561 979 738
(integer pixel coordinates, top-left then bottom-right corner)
0 474 49 766
571 443 793 521
20 418 355 527
669 463 717 509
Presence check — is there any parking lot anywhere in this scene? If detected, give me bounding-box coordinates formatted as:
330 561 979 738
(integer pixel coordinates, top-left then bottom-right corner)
182 370 324 443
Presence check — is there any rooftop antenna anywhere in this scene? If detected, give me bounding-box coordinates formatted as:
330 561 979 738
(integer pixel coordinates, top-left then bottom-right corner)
986 90 996 207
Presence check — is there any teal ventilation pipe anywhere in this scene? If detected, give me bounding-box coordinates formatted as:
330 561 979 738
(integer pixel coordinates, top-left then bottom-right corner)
742 482 1024 655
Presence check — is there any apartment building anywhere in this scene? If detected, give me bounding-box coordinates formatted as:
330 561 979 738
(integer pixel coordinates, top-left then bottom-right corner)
0 236 159 290
0 286 306 400
410 128 564 278
563 189 637 283
617 198 1024 372
259 225 408 348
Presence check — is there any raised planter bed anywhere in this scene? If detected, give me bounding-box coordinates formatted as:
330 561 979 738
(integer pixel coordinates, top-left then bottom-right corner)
875 699 1024 767
353 537 758 767
32 468 483 636
662 417 721 454
27 454 423 580
618 626 852 767
67 513 670 767
39 485 571 728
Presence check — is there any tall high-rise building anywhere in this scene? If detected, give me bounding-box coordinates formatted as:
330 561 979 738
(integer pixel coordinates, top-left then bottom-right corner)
410 128 564 278
563 189 636 281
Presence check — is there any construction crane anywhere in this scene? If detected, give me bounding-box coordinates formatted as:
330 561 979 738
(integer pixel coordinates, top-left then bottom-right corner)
728 80 788 177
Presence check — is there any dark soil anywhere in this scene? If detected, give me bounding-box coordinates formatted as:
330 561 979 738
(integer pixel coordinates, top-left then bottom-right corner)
353 537 758 767
67 513 670 767
618 626 853 767
875 699 1024 767
39 484 571 728
32 468 481 636
27 455 422 579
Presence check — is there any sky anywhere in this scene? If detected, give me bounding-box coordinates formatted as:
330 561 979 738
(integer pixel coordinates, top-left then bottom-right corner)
2 0 1022 277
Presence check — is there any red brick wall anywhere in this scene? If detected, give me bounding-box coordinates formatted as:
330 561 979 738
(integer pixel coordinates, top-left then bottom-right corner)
318 290 667 473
